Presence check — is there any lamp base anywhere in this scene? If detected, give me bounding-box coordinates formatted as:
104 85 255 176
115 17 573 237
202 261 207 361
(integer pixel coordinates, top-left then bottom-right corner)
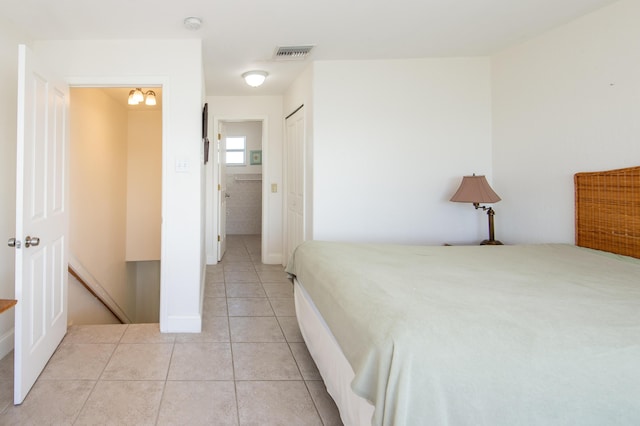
480 239 503 246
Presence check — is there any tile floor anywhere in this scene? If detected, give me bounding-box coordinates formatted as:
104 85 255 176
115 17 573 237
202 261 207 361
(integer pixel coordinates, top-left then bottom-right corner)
0 235 343 425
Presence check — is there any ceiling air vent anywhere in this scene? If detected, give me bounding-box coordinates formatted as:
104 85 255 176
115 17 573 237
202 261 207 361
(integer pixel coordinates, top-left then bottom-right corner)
274 45 314 61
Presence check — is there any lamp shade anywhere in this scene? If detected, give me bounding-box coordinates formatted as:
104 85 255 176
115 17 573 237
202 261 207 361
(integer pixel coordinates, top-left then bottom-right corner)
450 175 501 204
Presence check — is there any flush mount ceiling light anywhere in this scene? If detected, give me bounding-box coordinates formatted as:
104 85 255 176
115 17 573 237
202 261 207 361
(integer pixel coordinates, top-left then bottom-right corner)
183 17 202 30
242 70 268 87
128 88 157 106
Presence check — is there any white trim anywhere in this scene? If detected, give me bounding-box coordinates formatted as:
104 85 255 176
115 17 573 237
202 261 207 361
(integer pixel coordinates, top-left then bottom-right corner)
162 315 202 333
66 75 170 332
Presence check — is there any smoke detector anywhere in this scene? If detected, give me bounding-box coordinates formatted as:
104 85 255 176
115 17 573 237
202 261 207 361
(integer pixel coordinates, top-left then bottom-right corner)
183 17 202 31
273 45 314 61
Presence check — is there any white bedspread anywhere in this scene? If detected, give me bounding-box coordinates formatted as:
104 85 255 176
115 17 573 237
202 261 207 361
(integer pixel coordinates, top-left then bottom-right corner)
286 242 640 426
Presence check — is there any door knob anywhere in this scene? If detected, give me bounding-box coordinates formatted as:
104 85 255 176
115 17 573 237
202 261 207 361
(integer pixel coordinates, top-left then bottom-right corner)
8 238 21 249
25 236 40 248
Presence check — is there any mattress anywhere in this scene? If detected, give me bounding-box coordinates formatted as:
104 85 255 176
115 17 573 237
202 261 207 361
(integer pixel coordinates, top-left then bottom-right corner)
286 241 640 426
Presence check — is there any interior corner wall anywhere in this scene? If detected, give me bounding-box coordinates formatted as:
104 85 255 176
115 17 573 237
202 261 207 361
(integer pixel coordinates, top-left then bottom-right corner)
492 0 640 244
34 39 204 332
311 58 492 245
69 88 134 319
205 96 284 265
0 20 31 358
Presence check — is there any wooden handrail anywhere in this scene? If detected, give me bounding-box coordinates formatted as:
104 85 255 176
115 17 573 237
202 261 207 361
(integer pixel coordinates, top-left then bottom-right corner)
0 299 17 314
68 265 130 324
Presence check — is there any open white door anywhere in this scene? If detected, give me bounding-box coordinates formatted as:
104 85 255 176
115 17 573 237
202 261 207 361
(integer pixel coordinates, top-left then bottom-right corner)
217 123 227 261
285 107 305 261
13 44 69 404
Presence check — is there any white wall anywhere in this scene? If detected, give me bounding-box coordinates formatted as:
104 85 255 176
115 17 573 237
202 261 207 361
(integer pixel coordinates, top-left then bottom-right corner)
35 39 205 332
311 58 493 244
0 19 30 358
205 96 284 264
492 0 640 244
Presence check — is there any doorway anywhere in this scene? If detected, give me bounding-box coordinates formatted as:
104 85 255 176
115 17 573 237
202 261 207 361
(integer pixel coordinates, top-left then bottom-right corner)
219 120 263 259
68 87 162 324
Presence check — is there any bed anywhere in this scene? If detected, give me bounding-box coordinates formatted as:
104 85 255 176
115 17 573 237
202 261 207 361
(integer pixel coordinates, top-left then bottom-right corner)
285 166 640 426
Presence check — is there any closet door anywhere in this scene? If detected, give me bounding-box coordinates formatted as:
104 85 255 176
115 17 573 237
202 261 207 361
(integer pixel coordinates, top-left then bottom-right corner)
285 107 305 262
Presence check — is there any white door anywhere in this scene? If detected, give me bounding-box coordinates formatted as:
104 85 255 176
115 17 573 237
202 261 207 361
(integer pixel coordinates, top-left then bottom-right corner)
217 123 227 261
13 45 69 404
285 107 305 261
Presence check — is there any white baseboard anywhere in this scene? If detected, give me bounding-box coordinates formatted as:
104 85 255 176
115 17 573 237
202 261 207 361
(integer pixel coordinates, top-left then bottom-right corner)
0 328 14 359
264 252 283 265
161 315 202 333
206 255 218 265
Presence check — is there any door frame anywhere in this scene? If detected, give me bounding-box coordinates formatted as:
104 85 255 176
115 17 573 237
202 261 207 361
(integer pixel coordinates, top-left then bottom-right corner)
65 75 169 328
208 116 268 264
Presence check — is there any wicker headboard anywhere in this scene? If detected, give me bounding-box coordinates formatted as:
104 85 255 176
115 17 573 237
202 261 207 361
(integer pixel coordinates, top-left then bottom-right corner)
575 166 640 259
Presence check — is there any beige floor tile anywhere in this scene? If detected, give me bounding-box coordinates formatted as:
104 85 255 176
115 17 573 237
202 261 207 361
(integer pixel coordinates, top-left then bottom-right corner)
270 297 296 316
121 323 176 344
63 324 127 344
40 343 115 380
75 380 164 425
168 343 233 380
206 269 225 284
263 283 294 298
204 282 226 297
101 343 172 380
306 380 344 426
0 380 13 415
0 380 95 425
225 270 260 283
175 318 230 343
228 298 274 317
236 381 322 426
222 261 255 272
229 317 285 342
277 317 305 343
290 343 322 380
232 343 301 380
157 381 238 426
203 297 228 318
226 283 266 298
258 270 291 283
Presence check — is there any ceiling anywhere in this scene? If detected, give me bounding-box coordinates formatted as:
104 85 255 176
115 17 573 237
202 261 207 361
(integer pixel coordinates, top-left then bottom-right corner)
3 0 618 96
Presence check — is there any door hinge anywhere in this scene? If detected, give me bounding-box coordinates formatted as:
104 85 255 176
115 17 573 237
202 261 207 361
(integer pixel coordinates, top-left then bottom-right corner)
217 133 221 140
217 235 221 242
218 184 221 191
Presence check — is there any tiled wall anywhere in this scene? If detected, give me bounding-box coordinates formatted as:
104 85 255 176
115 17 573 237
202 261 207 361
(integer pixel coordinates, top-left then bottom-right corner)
226 173 262 235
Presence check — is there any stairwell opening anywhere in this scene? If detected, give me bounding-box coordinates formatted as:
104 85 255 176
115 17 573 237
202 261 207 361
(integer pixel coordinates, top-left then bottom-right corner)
68 87 162 325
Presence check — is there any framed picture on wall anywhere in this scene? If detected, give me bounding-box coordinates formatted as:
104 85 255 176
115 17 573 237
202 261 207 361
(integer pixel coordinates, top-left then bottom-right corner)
250 150 262 165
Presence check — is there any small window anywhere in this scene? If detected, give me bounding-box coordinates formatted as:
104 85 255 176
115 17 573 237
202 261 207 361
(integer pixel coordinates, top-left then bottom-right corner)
226 136 246 165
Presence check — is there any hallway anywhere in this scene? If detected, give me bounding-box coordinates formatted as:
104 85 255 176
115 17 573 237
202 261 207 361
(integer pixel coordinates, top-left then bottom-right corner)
0 235 342 425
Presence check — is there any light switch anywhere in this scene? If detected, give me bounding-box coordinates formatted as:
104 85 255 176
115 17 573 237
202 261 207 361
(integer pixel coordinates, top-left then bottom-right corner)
271 183 278 193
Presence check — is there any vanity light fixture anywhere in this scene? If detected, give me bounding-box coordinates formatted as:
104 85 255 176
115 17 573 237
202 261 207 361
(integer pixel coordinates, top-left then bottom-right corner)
127 88 157 106
242 70 268 87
